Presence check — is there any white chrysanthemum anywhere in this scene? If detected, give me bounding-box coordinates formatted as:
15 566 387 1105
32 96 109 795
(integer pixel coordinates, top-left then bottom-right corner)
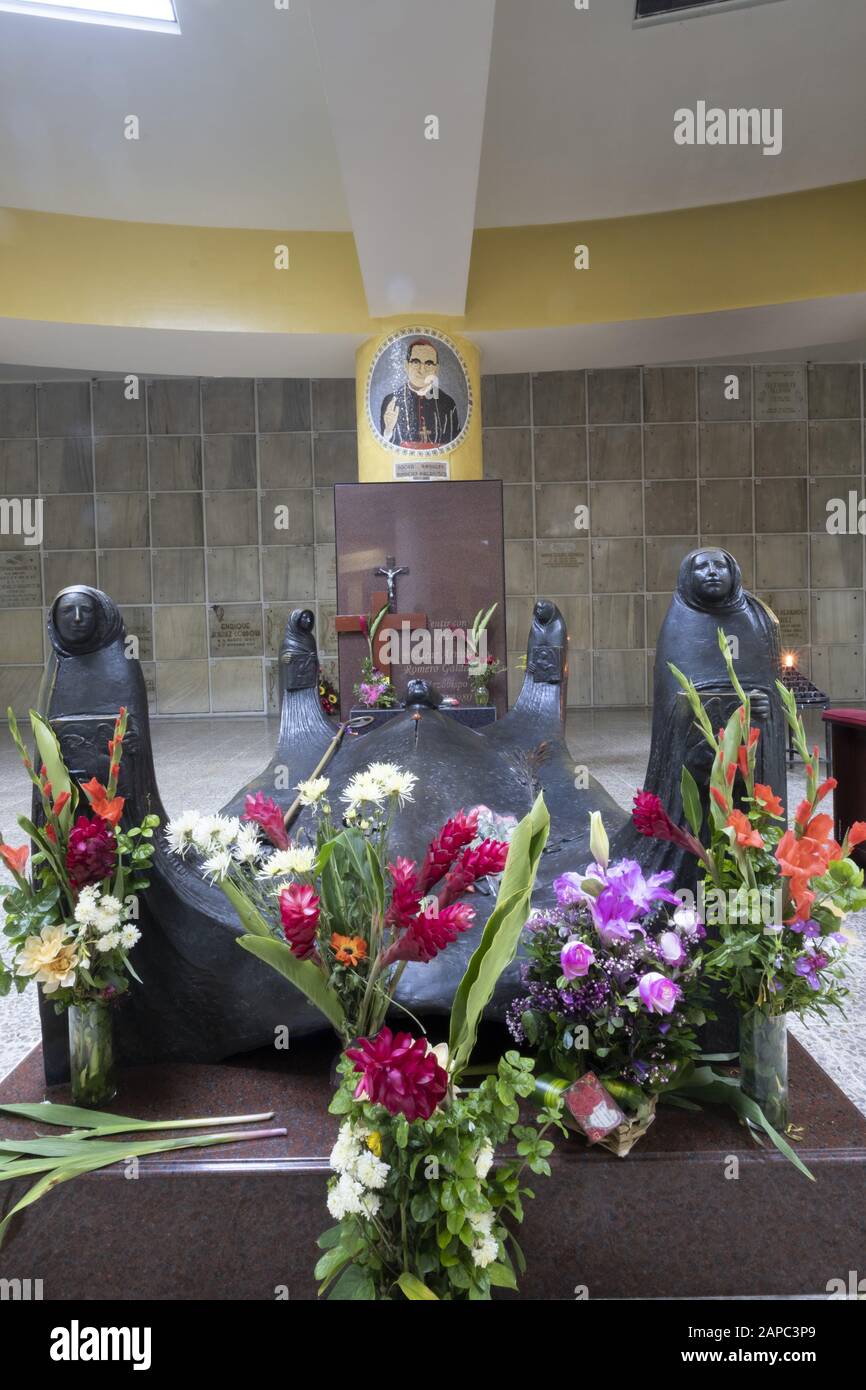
73 885 101 928
209 816 241 848
369 763 417 805
296 777 330 806
329 1122 362 1174
360 1191 381 1220
258 845 316 878
353 1150 390 1191
95 895 124 931
164 810 204 858
468 1209 495 1236
474 1144 495 1180
233 823 262 864
340 770 386 808
471 1235 499 1269
95 931 121 953
119 923 141 950
326 1172 366 1221
201 848 233 883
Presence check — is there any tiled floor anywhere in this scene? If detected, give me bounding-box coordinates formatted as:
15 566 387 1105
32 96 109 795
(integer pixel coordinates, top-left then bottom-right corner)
1 710 863 1115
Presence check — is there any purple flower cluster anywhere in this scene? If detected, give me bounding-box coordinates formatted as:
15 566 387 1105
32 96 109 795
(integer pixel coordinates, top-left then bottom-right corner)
509 856 708 1093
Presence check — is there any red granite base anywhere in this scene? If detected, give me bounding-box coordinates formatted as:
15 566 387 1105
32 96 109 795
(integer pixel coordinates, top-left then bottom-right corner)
1 1038 863 1300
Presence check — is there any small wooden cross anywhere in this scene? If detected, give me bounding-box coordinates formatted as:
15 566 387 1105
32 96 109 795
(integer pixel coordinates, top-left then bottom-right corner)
335 590 428 680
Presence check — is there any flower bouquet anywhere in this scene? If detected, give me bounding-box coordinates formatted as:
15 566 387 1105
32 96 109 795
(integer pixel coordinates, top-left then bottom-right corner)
632 630 865 1130
318 670 340 717
317 794 568 1300
466 603 503 705
167 762 512 1046
507 813 710 1154
0 707 158 1106
352 603 397 709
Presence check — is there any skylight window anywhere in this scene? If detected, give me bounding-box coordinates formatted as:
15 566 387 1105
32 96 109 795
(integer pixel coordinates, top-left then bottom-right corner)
635 0 782 20
0 0 179 32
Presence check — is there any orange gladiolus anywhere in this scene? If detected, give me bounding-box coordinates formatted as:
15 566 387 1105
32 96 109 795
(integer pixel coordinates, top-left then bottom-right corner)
754 784 784 817
748 727 760 747
53 791 71 816
795 799 812 827
91 794 125 826
816 777 837 803
736 747 749 779
81 776 107 803
847 821 866 847
727 810 764 849
710 787 730 813
0 843 29 876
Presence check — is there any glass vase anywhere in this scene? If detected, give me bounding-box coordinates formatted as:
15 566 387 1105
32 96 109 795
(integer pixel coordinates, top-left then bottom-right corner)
68 1000 117 1109
739 1008 788 1131
473 684 489 706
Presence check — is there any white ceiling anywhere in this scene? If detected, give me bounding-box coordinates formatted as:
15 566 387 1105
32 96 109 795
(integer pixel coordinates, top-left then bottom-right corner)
0 0 350 229
477 0 866 225
1 0 865 349
2 0 864 233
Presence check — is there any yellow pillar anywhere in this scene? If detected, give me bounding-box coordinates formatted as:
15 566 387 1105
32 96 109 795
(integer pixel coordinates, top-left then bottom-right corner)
355 325 482 481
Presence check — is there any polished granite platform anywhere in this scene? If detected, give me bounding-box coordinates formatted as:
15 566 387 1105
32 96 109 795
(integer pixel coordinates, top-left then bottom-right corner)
0 1035 864 1301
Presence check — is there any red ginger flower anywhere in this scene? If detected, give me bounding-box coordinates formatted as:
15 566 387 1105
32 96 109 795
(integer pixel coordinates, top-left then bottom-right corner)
437 838 510 907
279 883 320 960
66 814 117 889
633 790 704 854
346 1026 448 1122
381 901 475 968
386 856 422 928
243 791 289 850
417 809 479 893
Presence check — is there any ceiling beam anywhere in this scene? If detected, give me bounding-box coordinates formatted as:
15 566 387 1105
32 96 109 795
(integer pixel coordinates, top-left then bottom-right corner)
309 0 496 318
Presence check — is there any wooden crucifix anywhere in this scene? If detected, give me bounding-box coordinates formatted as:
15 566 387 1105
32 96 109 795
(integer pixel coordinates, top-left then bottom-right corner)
335 559 427 683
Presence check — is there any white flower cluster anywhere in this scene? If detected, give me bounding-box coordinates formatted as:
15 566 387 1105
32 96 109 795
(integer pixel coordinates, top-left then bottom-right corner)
257 845 317 879
73 887 140 954
296 776 330 807
165 811 241 860
467 1208 500 1268
327 1121 390 1222
341 762 417 820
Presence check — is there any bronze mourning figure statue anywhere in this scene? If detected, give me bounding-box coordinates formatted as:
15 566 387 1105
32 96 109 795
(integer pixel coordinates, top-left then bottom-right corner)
35 588 626 1082
34 551 786 1083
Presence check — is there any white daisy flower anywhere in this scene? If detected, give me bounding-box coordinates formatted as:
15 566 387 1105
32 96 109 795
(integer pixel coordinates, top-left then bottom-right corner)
233 823 263 864
119 924 141 950
94 895 124 932
201 848 234 883
368 763 417 805
95 931 121 953
468 1209 495 1236
340 770 386 809
258 845 316 878
296 777 330 806
164 810 204 858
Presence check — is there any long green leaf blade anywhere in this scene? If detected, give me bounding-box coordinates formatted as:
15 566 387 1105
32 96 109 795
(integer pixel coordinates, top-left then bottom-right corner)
237 934 347 1034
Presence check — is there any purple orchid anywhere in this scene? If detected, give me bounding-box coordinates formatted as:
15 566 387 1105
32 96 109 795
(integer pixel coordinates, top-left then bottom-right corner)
794 946 830 991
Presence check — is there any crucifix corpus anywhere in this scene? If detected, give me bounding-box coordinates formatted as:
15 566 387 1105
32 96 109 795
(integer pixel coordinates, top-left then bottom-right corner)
335 555 427 683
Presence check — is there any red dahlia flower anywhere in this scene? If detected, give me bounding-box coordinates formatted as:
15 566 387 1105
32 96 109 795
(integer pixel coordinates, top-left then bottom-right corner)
380 901 475 968
66 814 117 889
417 809 479 892
346 1027 448 1122
243 791 289 850
279 883 320 960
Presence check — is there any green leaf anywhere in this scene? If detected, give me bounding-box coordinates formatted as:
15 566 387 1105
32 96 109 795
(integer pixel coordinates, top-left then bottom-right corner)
29 711 75 835
397 1272 439 1300
680 764 703 838
487 1261 518 1290
448 794 550 1079
236 934 348 1036
220 877 272 937
327 1264 375 1300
